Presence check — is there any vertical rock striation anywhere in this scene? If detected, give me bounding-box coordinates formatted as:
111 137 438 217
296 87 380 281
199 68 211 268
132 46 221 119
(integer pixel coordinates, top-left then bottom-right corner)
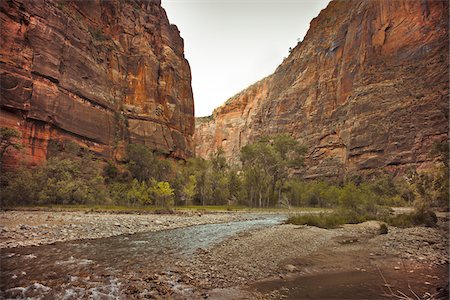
195 0 449 178
0 0 194 166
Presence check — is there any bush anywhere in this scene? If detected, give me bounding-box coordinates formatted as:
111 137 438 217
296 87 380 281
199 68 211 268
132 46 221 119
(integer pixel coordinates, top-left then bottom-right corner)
287 212 346 229
387 208 437 228
0 168 43 206
379 223 388 234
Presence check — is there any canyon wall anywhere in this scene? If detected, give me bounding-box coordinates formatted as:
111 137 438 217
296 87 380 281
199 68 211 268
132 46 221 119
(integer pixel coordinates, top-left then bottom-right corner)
0 0 194 166
195 0 449 178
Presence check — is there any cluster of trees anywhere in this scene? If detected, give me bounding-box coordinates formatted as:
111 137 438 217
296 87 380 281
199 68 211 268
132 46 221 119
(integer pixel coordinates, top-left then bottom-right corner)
0 127 448 211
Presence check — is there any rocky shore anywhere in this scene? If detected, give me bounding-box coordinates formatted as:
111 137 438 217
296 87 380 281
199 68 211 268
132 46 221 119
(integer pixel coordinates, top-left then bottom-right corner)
0 210 258 249
177 219 449 290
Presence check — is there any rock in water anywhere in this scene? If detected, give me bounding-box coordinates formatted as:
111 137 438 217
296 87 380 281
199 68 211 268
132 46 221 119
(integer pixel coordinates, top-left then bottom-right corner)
195 0 449 178
0 0 194 167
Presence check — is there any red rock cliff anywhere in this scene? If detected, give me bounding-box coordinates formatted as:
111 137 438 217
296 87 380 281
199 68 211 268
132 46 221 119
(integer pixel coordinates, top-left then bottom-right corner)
195 0 449 178
1 0 194 166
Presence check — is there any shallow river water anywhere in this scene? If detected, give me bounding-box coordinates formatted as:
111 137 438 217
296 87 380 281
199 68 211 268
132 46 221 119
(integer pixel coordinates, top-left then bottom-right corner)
0 215 285 299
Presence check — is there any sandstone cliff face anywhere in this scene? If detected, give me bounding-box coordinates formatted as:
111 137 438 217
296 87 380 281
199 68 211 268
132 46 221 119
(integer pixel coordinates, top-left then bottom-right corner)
195 0 449 178
1 0 194 166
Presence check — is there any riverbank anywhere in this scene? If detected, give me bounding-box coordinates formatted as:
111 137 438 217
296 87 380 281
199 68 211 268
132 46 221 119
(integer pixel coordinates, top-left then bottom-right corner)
0 210 262 248
183 216 449 299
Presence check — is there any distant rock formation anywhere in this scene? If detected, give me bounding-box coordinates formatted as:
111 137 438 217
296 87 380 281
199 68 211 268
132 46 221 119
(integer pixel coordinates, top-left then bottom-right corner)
0 0 194 166
195 0 449 178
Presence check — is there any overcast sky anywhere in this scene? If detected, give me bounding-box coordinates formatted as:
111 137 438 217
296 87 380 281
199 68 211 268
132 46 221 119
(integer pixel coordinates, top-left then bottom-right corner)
162 0 331 117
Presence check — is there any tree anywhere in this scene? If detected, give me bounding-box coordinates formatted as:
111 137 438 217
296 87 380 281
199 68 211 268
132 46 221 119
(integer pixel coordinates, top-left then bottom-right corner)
187 157 212 206
150 180 175 208
126 179 151 206
209 148 230 205
182 175 197 206
0 127 23 163
38 156 108 205
126 144 173 182
227 168 242 205
240 135 306 207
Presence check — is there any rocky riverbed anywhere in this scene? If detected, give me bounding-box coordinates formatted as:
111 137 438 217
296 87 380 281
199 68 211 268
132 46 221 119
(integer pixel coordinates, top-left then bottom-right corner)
0 210 259 248
0 209 448 299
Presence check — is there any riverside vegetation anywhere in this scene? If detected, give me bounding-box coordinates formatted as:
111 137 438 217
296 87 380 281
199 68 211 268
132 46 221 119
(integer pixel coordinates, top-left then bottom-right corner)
1 128 448 228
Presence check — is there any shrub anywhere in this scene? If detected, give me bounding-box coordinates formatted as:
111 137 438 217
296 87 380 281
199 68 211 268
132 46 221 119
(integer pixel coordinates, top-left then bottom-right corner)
0 127 23 160
387 208 437 228
379 223 388 234
287 213 345 229
0 168 43 206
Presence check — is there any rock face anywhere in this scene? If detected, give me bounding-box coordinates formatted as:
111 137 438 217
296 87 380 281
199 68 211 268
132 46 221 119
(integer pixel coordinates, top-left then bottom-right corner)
195 0 449 178
0 0 194 166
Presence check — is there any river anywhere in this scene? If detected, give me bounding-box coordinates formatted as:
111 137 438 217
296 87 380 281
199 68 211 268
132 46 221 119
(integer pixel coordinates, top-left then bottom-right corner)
0 215 285 299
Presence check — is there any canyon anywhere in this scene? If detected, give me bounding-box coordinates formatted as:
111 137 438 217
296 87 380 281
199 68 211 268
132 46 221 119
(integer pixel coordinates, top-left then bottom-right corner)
0 0 194 166
195 0 449 178
1 0 448 178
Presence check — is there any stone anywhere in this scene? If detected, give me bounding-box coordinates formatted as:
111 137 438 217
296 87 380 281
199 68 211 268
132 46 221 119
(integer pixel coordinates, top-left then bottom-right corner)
284 264 297 272
194 0 449 179
0 0 194 168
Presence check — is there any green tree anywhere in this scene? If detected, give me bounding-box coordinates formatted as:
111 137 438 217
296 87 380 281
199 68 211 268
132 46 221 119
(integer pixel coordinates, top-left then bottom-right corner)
126 179 151 206
182 175 197 206
0 127 23 164
38 156 108 205
209 148 230 205
187 157 212 206
0 167 43 206
240 135 306 207
150 180 175 207
227 168 242 205
126 144 173 182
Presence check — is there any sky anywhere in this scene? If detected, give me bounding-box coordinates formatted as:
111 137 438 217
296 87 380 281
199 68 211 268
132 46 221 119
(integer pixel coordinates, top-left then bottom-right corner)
162 0 331 117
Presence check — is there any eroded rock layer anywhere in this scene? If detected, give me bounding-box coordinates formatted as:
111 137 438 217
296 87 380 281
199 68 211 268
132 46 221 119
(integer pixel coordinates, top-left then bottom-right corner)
1 0 194 166
195 0 449 178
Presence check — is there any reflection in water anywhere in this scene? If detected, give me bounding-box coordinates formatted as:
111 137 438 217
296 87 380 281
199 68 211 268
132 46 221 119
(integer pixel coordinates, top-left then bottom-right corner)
1 215 284 299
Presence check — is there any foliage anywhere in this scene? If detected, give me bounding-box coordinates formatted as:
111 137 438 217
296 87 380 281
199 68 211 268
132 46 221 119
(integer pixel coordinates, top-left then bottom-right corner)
89 26 106 41
182 175 197 206
379 223 388 234
47 140 83 159
240 134 306 207
284 180 340 207
150 180 174 208
126 144 173 182
126 179 151 206
186 157 212 205
387 208 437 228
0 167 42 206
1 135 447 217
103 162 119 183
287 212 345 229
38 157 108 205
1 154 108 206
108 182 131 206
0 127 23 164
